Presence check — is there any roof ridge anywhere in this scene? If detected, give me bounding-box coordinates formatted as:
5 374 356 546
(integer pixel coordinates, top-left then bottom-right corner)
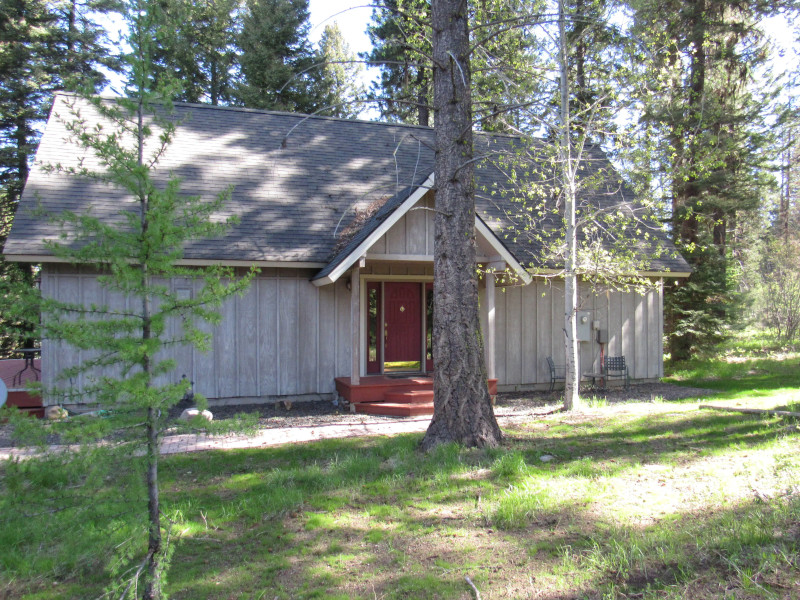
52 92 533 141
52 91 440 131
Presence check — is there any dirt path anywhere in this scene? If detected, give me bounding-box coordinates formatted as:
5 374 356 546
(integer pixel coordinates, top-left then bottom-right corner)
0 383 715 459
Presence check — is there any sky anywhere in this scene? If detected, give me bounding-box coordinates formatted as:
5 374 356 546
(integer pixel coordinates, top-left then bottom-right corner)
307 0 379 89
307 0 373 50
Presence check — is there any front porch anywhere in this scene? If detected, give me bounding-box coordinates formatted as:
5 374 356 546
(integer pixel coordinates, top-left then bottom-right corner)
335 375 498 417
311 178 530 418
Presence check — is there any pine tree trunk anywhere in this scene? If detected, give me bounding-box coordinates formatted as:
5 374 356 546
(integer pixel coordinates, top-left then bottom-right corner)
141 204 161 600
13 114 30 207
779 135 790 243
211 61 219 106
143 406 162 600
415 67 430 127
137 92 162 600
67 0 76 56
421 0 501 451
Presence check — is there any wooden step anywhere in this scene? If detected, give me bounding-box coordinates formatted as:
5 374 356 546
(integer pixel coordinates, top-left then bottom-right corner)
4 390 44 418
336 376 496 408
3 406 45 418
335 376 433 404
355 401 434 417
7 390 42 408
383 389 434 404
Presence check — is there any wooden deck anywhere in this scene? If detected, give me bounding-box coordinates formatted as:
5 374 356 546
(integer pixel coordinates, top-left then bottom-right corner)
0 358 44 417
335 375 498 417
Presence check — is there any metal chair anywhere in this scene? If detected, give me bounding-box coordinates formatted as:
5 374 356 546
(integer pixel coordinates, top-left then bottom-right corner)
546 356 566 392
604 355 630 390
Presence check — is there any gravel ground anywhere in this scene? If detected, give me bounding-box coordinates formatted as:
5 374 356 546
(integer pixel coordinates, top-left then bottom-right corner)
209 381 717 427
0 382 716 448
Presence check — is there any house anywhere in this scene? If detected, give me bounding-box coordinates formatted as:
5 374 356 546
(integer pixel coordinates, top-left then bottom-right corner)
4 94 690 414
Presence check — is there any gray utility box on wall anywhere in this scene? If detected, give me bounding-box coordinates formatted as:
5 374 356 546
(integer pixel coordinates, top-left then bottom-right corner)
577 311 592 341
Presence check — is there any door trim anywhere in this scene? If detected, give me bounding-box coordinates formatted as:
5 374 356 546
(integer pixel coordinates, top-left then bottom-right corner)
383 281 423 372
360 278 432 376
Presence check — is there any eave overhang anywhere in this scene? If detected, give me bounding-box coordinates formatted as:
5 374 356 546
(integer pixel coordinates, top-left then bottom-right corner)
526 267 691 278
4 254 326 269
311 172 532 287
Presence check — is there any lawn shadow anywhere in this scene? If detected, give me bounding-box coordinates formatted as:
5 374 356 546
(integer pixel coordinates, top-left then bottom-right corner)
666 354 800 397
161 408 798 599
4 400 798 600
502 406 798 480
163 433 800 600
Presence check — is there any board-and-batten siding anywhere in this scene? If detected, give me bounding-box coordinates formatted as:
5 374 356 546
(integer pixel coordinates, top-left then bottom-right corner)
41 264 664 404
482 279 663 388
368 192 498 260
40 267 352 403
370 192 435 256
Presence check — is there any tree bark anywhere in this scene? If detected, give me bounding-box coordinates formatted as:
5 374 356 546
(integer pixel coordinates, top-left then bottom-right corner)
136 91 162 600
143 406 162 600
415 67 430 127
211 60 219 106
779 134 790 243
422 0 501 451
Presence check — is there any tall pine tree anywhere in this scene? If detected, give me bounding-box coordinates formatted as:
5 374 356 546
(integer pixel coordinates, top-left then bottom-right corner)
364 0 544 131
631 0 786 359
150 0 239 105
423 0 502 450
470 0 547 132
364 0 432 125
235 0 322 112
317 22 365 118
0 0 118 356
34 0 255 592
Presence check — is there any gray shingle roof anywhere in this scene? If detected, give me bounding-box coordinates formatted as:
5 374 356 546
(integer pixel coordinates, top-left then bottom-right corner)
312 181 425 281
5 94 690 275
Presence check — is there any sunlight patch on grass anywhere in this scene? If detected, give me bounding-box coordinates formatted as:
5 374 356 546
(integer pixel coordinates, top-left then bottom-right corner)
307 494 349 511
324 553 359 569
388 572 465 599
304 512 337 531
490 451 531 480
364 528 388 544
222 472 263 490
559 456 619 479
490 474 594 530
584 395 609 408
365 503 401 519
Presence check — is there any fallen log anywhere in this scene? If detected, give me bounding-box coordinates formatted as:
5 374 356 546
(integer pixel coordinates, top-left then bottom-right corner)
699 405 800 418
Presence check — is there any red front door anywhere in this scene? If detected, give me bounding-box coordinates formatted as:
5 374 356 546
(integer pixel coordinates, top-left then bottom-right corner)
384 282 422 371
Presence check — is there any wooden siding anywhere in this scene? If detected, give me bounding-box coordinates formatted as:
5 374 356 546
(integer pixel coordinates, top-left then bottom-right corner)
362 263 435 277
370 192 435 257
41 266 665 403
369 192 497 261
487 279 664 387
41 267 352 402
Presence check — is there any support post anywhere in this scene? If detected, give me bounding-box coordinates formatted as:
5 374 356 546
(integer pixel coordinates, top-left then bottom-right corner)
486 270 496 380
350 265 360 386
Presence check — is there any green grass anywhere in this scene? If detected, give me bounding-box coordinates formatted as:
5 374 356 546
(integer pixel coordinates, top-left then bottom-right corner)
2 347 800 599
665 334 800 417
